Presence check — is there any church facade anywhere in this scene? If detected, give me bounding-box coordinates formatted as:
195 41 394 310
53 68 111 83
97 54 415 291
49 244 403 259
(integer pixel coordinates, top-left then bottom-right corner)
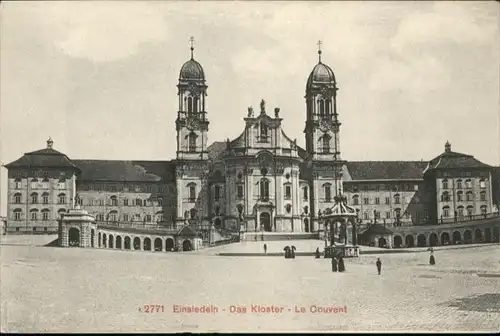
4 45 499 235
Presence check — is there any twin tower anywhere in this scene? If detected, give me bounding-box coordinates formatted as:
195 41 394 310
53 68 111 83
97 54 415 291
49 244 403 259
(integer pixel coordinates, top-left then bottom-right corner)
175 40 341 164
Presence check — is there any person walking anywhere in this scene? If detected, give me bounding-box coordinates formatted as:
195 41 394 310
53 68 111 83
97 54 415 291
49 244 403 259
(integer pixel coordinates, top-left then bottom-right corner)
263 243 267 255
331 257 338 272
315 247 321 259
376 258 382 275
429 251 436 265
338 256 346 272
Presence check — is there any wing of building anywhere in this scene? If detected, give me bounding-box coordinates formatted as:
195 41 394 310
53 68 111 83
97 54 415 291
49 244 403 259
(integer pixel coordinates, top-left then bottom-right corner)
4 46 498 235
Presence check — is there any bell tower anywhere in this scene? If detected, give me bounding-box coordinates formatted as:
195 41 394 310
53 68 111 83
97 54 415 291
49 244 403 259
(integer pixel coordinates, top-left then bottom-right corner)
176 37 209 160
304 40 340 162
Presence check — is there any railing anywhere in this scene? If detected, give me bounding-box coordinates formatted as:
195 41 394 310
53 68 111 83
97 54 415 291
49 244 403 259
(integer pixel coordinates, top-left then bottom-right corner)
96 221 180 231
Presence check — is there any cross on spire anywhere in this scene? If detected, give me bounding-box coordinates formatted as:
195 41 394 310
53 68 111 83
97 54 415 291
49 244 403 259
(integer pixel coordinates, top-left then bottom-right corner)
317 40 322 62
189 36 195 59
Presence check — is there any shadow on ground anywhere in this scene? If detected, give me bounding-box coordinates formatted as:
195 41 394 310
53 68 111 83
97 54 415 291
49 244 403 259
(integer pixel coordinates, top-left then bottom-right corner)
440 293 500 312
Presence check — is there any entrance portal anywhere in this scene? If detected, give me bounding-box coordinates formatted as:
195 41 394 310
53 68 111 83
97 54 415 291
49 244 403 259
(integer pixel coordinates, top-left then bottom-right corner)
260 212 272 232
68 228 80 247
182 239 192 251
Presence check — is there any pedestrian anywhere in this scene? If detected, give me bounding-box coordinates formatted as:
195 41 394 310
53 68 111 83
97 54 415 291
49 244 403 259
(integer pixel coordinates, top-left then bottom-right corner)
429 251 436 265
315 247 320 259
291 246 296 259
263 243 267 255
376 258 382 275
331 257 338 272
338 256 346 272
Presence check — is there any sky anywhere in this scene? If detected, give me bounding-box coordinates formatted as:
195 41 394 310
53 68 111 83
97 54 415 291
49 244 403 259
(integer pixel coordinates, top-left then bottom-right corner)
0 1 499 216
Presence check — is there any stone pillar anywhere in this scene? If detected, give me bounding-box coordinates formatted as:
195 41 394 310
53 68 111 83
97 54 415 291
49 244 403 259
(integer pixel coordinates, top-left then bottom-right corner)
58 209 95 248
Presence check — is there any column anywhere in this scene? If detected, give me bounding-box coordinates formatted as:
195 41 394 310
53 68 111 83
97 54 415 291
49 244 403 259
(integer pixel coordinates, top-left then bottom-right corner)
314 178 320 232
176 174 183 222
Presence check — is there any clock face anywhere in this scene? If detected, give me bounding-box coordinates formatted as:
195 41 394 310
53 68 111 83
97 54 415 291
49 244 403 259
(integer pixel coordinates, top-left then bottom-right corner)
188 83 198 96
320 85 330 98
186 118 198 131
320 120 330 132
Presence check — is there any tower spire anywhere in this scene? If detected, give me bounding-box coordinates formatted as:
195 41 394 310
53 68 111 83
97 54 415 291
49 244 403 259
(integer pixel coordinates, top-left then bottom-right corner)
189 36 195 59
317 40 322 63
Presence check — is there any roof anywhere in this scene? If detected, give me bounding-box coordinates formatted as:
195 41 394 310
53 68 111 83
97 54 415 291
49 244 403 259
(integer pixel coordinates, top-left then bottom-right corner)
5 147 80 171
176 225 199 237
345 161 428 181
426 151 491 171
73 160 176 182
307 61 336 89
361 224 393 236
179 58 205 81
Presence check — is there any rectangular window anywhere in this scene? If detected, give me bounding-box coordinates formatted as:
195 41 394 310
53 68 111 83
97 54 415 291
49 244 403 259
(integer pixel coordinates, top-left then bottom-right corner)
99 199 104 206
157 198 163 206
31 212 37 220
385 197 390 205
414 184 419 191
42 212 49 220
214 186 221 201
237 185 244 199
443 208 450 217
43 196 49 204
58 195 66 204
111 198 118 206
303 187 308 200
363 198 369 205
285 185 292 200
14 212 21 221
146 214 152 222
325 186 331 202
375 197 380 205
124 199 129 206
123 214 129 222
363 212 368 220
385 211 391 219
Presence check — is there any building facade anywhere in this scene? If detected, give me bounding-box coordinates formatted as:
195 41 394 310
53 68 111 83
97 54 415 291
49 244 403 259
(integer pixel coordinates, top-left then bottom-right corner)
4 45 498 235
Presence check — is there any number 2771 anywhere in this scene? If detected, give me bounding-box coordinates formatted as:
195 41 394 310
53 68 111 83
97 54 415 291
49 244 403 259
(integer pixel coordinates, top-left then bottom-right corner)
144 305 165 313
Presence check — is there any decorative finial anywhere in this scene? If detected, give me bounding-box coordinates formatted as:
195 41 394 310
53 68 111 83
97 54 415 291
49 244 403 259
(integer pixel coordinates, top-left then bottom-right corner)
274 107 280 118
247 106 254 117
317 40 322 63
189 36 195 59
260 99 266 114
445 141 451 152
47 137 53 149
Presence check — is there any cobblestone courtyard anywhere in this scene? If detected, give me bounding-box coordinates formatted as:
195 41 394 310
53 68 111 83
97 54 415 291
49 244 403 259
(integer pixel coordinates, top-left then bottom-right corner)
1 237 499 332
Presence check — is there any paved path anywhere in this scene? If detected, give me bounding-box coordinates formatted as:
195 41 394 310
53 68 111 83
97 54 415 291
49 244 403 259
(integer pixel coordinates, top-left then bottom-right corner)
1 241 499 332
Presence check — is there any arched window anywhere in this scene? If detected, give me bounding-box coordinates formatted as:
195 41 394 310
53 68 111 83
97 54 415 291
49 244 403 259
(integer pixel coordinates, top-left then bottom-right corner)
188 183 196 202
441 191 450 202
13 209 22 221
57 209 66 218
480 191 486 201
442 179 448 189
58 193 66 204
14 178 22 189
303 206 309 214
457 206 464 218
325 99 331 115
394 208 402 218
323 183 332 202
466 191 473 201
110 195 118 206
190 208 197 219
260 179 270 201
466 206 474 216
30 209 38 220
193 96 199 113
302 187 308 200
457 191 463 202
41 209 50 221
42 192 49 204
318 99 325 116
14 193 22 204
188 132 197 152
456 179 462 189
260 123 268 141
465 179 472 188
214 205 221 215
352 195 359 205
480 205 487 214
58 178 66 190
30 178 39 189
394 194 400 204
187 96 193 113
322 134 331 154
135 198 142 206
284 183 292 200
442 206 450 217
42 177 49 189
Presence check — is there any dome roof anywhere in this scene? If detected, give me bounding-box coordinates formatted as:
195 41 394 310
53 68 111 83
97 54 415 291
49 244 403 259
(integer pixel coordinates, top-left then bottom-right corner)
179 58 205 81
306 62 336 89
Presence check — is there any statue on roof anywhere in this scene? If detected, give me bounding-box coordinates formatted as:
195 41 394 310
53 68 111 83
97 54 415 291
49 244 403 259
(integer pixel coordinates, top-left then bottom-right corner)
226 138 231 150
260 99 266 114
247 106 254 117
274 107 280 118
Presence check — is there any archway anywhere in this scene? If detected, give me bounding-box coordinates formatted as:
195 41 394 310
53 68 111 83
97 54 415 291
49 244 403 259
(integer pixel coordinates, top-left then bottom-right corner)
91 229 95 248
98 232 101 247
68 228 80 247
405 235 415 248
441 232 450 245
214 218 221 227
417 234 426 247
474 229 483 243
485 228 492 243
378 237 387 248
116 236 122 249
429 233 438 247
165 238 174 251
452 231 461 244
182 239 192 251
493 227 500 243
304 218 310 233
260 212 271 232
144 238 152 251
108 234 114 248
124 236 131 249
133 237 141 250
464 230 472 244
393 235 403 248
102 233 107 248
154 238 163 251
